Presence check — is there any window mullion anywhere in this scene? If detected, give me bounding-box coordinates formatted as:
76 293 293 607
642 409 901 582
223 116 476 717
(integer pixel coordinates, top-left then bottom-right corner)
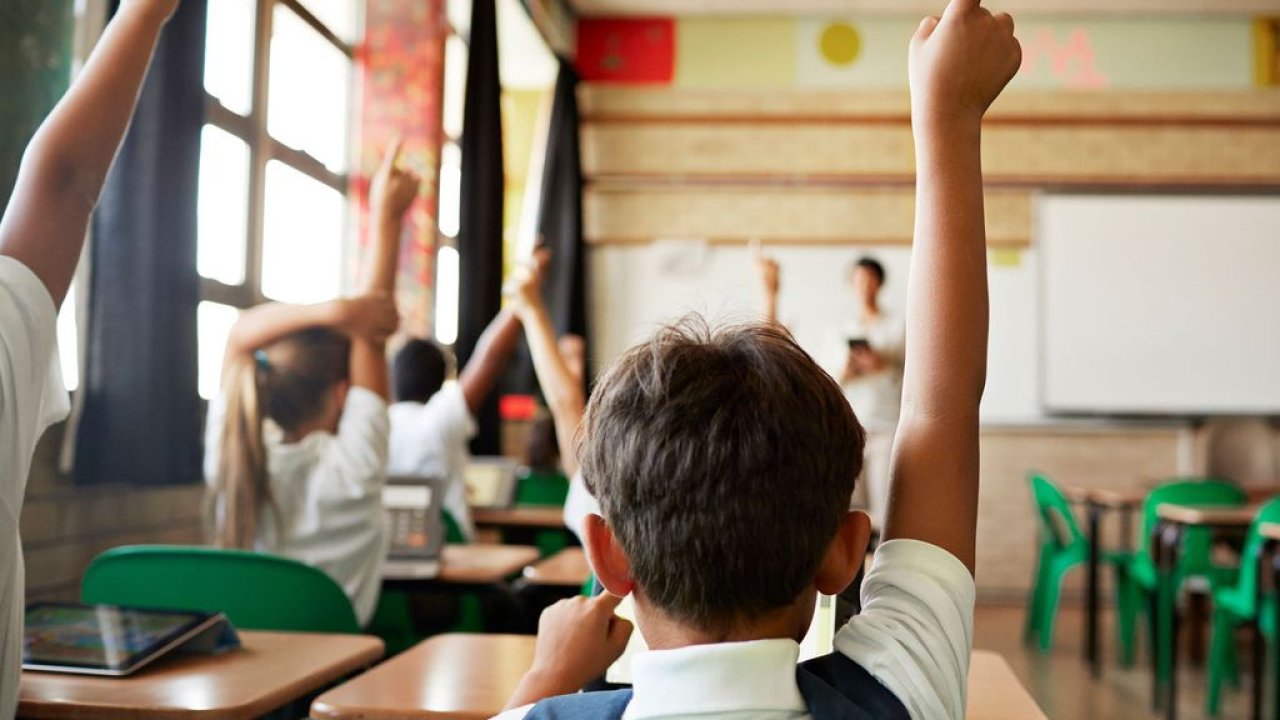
245 0 276 306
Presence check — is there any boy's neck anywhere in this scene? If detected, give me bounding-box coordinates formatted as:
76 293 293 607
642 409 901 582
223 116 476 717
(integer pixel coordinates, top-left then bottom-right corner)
635 592 813 650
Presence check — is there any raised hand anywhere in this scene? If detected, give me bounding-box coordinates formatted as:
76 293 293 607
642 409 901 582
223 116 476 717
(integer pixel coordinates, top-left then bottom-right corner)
503 248 551 316
908 0 1021 127
370 139 422 223
332 295 400 343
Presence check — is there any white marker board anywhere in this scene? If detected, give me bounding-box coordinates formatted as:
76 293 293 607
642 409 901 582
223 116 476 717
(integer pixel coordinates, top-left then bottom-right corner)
1040 194 1280 415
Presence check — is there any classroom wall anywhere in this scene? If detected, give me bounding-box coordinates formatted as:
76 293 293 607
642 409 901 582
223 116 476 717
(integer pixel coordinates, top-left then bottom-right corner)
22 426 205 603
577 16 1280 596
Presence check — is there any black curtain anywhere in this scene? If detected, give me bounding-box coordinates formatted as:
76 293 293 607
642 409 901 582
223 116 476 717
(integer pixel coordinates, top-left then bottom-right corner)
536 60 589 383
506 60 590 399
457 0 505 455
75 0 205 485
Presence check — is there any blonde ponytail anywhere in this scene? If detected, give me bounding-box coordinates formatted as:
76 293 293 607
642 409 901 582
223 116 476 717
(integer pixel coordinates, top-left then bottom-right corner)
210 354 273 549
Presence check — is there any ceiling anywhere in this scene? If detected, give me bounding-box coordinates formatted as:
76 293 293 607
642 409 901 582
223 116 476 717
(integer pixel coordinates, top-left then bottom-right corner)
568 0 1280 16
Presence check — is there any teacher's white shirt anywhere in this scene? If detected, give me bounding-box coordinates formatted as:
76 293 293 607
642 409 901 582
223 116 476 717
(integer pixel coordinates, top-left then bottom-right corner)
824 311 905 430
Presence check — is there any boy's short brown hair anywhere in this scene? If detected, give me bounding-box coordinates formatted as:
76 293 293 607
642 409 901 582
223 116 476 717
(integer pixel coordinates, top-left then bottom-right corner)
580 317 866 633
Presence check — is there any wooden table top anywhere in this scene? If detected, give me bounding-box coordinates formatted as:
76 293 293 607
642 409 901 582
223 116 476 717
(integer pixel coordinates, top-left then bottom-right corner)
1064 486 1144 509
472 506 566 530
1257 522 1280 542
19 631 384 720
967 650 1048 720
1156 503 1258 527
312 636 1040 720
437 544 541 585
311 634 535 720
522 547 591 587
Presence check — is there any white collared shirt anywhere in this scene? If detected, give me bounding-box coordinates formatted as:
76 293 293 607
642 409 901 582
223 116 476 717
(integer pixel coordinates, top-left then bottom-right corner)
0 258 70 718
387 382 477 540
205 386 390 626
495 540 975 720
824 312 906 430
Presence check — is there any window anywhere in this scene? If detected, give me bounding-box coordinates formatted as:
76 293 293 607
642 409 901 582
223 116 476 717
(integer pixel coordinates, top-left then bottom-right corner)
198 0 359 398
433 0 469 347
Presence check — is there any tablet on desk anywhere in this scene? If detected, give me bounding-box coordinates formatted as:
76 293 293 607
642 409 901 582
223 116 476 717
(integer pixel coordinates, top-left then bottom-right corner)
23 602 235 677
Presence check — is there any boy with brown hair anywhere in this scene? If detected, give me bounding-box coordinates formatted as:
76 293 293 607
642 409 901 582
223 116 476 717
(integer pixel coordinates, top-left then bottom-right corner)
497 1 1020 717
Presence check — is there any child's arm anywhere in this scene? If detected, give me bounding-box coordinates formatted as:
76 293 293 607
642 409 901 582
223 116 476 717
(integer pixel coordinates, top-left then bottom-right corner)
884 0 1020 574
352 141 419 399
0 0 179 306
750 239 781 325
223 298 397 359
505 252 586 476
457 310 523 415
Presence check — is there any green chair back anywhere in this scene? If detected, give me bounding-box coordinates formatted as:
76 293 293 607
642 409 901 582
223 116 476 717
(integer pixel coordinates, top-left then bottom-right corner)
516 470 570 507
1229 496 1280 613
81 545 360 633
444 511 466 544
1137 479 1247 572
1030 473 1087 554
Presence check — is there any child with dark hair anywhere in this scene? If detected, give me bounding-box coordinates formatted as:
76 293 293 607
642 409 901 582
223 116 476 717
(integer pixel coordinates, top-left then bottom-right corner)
498 2 1021 717
387 293 526 540
204 142 414 626
0 0 180 712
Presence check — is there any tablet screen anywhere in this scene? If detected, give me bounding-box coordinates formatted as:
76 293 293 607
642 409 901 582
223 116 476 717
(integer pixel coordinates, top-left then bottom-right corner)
24 603 214 672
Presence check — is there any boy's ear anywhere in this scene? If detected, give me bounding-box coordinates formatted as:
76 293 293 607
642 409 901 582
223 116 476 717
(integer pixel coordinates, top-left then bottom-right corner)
814 511 873 596
583 514 634 597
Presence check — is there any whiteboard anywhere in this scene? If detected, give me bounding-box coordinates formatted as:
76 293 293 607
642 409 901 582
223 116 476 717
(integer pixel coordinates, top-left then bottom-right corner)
1040 194 1280 415
589 241 1041 422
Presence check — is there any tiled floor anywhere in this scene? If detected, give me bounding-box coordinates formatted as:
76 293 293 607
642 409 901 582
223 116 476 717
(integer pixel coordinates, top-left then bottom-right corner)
974 603 1256 720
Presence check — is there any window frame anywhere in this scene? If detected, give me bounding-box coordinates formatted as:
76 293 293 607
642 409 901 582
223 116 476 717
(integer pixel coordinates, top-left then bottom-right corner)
433 3 470 347
200 0 356 312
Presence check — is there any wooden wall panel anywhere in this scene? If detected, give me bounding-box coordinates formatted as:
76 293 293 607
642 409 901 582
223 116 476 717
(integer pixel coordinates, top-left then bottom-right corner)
585 186 1032 246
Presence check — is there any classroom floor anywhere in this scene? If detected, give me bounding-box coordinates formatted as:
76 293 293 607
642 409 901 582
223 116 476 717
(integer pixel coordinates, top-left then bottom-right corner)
974 602 1254 720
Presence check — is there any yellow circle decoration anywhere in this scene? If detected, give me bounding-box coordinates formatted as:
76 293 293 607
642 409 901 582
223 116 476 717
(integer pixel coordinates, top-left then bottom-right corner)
820 22 862 67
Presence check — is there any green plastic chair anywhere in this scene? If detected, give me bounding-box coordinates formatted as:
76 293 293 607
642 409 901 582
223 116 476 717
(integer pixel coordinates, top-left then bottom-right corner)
81 545 360 633
1205 497 1280 716
1025 474 1129 652
1116 479 1246 681
516 470 570 506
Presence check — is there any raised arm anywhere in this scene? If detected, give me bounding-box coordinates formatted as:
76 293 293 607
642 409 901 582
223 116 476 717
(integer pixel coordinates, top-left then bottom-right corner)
458 309 523 414
883 0 1020 573
352 141 419 398
505 252 586 476
751 239 781 326
0 0 179 306
221 298 397 378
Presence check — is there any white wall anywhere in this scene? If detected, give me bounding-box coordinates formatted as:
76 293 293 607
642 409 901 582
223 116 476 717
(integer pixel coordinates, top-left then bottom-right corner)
589 242 1041 422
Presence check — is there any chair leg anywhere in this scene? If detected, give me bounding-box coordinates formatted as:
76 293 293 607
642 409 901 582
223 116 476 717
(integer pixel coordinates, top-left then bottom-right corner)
1038 564 1067 653
1113 568 1138 667
1206 609 1237 717
1025 552 1049 647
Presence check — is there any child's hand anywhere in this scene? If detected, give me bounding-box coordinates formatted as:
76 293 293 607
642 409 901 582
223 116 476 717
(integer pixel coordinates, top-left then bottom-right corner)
370 139 421 223
526 594 634 696
331 295 399 342
908 0 1020 128
503 249 550 315
752 239 780 298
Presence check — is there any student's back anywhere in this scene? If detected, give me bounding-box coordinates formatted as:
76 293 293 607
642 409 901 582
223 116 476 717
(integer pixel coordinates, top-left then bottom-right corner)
497 3 1021 718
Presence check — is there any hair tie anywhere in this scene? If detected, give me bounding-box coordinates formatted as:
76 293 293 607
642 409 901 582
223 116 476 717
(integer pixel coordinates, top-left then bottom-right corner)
254 350 271 372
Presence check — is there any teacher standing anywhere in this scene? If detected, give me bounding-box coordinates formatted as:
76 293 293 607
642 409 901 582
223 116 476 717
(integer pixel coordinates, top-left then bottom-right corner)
756 251 904 528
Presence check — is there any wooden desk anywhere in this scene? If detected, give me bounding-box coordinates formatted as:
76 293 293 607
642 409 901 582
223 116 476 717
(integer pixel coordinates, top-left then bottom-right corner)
313 636 1040 720
1152 503 1258 720
20 631 383 720
438 545 541 585
1064 485 1142 677
523 548 590 588
311 634 535 720
967 650 1047 720
472 507 565 530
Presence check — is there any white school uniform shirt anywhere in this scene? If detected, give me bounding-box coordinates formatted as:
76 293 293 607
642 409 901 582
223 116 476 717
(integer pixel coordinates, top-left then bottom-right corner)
0 258 70 718
495 540 975 720
204 386 390 626
824 312 906 430
386 382 476 541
